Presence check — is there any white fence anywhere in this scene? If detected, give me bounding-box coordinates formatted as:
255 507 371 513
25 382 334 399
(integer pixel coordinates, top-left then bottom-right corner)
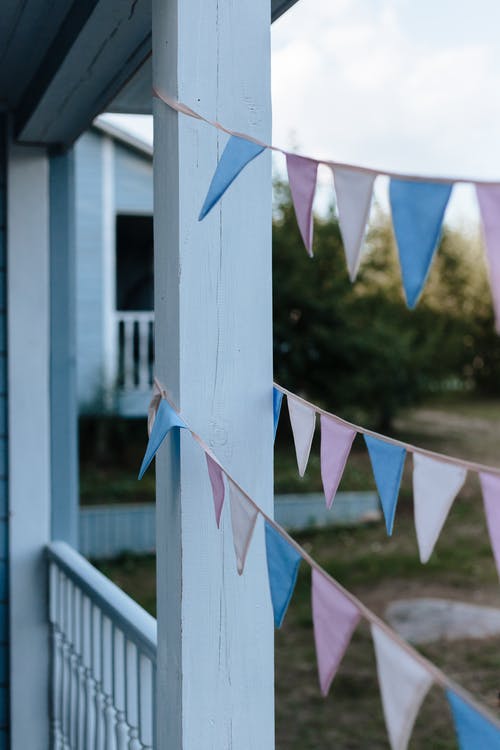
115 312 154 392
48 542 157 750
79 493 380 560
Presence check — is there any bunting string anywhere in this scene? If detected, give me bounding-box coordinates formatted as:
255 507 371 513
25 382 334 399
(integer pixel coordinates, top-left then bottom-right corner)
274 382 500 478
153 88 500 186
143 377 500 735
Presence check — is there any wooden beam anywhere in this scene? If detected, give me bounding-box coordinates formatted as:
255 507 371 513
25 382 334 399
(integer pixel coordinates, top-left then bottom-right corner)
49 148 79 547
152 0 274 747
7 143 51 749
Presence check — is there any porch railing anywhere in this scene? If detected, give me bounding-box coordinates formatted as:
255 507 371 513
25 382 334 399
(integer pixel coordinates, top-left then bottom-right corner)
48 542 157 750
115 311 154 392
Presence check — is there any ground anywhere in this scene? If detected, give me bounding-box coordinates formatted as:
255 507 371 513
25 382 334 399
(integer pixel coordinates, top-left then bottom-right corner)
94 396 500 748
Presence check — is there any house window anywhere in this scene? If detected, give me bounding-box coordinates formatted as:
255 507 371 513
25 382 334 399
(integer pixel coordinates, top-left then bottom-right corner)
116 214 154 311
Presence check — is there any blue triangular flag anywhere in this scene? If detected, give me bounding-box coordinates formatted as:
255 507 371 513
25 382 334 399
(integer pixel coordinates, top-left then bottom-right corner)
199 135 266 220
273 387 283 441
138 399 187 479
447 690 500 749
265 522 301 628
364 435 406 535
389 179 453 308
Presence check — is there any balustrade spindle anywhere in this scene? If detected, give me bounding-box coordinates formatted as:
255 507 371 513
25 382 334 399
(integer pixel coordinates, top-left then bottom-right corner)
47 543 156 750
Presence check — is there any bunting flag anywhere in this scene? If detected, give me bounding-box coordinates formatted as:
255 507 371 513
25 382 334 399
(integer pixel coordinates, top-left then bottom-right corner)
312 568 360 696
476 185 500 333
199 135 265 220
287 395 316 477
479 472 500 581
364 436 406 536
447 690 500 750
389 179 453 308
264 521 302 628
286 154 319 256
205 453 225 528
228 478 259 575
371 624 433 750
413 453 467 563
147 380 162 436
138 399 188 480
273 387 284 441
332 166 376 281
320 415 356 509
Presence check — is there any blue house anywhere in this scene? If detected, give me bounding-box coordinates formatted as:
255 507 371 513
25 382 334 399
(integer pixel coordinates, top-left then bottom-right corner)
75 120 154 416
0 0 296 747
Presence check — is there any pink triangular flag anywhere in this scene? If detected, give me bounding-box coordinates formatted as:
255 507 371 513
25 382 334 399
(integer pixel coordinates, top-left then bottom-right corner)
286 153 319 256
287 395 316 477
479 472 500 580
476 185 500 333
332 166 376 281
228 478 258 575
312 568 360 695
320 414 356 509
205 453 225 528
371 624 433 750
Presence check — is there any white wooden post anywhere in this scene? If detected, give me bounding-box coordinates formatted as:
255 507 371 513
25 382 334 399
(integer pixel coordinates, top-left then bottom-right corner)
152 0 274 748
7 144 51 748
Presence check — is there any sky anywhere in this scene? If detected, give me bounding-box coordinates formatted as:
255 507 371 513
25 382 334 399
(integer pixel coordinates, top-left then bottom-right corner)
103 0 500 227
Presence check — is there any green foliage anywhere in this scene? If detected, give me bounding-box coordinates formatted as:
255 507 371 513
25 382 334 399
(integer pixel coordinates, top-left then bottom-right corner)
272 180 498 428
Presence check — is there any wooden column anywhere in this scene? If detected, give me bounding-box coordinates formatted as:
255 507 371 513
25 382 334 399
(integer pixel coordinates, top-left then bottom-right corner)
152 0 274 748
50 148 78 547
7 144 51 749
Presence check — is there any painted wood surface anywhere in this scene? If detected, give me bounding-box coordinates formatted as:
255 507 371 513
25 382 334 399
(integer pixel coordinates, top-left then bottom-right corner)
7 144 51 749
75 129 153 413
152 0 274 747
75 130 106 409
50 149 78 547
0 115 9 750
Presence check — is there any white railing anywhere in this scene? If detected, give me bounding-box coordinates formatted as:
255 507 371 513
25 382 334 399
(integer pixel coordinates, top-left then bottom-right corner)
48 542 157 750
115 312 154 391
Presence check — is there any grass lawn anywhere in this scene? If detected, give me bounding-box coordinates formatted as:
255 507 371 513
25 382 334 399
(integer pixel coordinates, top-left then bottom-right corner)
94 395 500 748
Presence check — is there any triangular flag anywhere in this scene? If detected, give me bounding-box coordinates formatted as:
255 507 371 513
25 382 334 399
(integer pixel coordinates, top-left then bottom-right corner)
479 472 500 581
312 568 360 696
138 399 187 479
265 522 302 628
286 153 318 256
332 166 376 281
147 381 162 436
413 453 466 563
287 395 316 477
447 690 500 750
205 453 225 528
273 387 284 441
389 179 453 308
320 415 356 509
228 478 259 575
476 185 500 333
371 624 433 750
199 135 265 220
364 435 406 535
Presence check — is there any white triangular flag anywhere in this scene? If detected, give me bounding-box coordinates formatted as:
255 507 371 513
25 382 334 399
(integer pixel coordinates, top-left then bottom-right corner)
287 395 316 477
371 624 433 750
332 166 376 281
228 478 258 575
413 453 466 563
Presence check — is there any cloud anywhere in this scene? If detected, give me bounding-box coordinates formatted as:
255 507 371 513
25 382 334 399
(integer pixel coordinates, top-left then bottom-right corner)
272 0 500 223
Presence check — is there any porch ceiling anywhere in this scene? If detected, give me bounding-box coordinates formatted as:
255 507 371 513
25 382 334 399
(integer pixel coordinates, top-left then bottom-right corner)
3 0 299 146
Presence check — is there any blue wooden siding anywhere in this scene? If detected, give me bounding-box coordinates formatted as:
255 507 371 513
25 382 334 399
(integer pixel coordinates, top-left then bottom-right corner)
75 129 152 412
114 144 152 214
75 130 106 409
0 115 9 749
